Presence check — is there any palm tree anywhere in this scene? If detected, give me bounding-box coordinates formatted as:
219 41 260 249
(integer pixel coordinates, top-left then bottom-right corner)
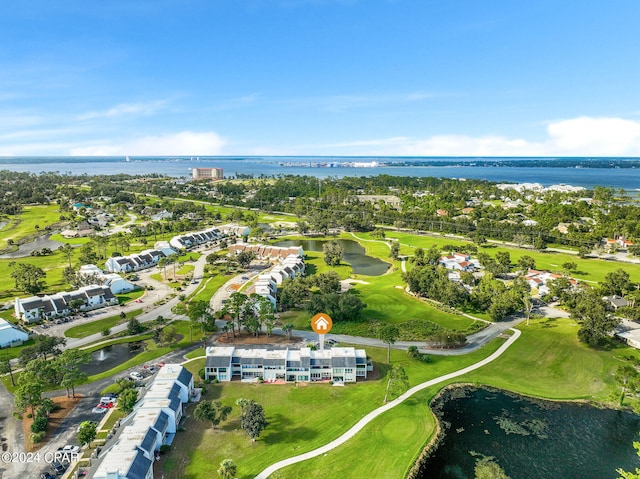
59 243 74 268
282 323 294 340
217 459 237 479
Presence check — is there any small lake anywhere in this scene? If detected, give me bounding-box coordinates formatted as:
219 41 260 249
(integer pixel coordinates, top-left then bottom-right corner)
80 342 145 376
276 239 390 276
418 387 640 479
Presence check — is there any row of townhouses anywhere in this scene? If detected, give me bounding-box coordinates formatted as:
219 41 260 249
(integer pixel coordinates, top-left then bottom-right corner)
205 346 371 383
105 224 250 274
93 365 194 479
168 224 250 251
78 264 136 294
105 249 167 274
228 242 304 260
253 254 306 308
15 285 118 323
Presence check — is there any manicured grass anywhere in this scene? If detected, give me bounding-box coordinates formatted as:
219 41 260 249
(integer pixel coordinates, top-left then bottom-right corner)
116 289 146 304
48 234 91 245
64 309 143 338
0 204 63 250
190 273 234 303
177 264 194 275
0 338 35 360
263 318 635 479
464 317 626 401
172 340 504 479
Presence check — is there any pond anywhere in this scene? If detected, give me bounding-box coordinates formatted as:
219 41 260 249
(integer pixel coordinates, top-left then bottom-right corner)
276 239 390 276
80 342 145 376
418 387 640 479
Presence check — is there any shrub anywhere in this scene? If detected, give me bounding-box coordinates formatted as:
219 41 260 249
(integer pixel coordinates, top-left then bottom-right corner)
30 431 46 443
13 412 22 420
159 445 171 454
31 416 48 433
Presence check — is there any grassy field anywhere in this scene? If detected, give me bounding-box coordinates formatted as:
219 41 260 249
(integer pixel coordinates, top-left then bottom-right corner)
270 318 633 479
64 309 143 338
0 204 63 250
169 339 505 479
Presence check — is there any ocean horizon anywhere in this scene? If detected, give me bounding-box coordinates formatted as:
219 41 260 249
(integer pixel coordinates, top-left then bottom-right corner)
1 156 639 190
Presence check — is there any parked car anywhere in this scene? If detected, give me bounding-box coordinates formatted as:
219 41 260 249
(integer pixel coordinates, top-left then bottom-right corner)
103 392 118 399
92 406 107 414
40 473 55 479
58 445 80 454
129 371 143 381
52 461 67 474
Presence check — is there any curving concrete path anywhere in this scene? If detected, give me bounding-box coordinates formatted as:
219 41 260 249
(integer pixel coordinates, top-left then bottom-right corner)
254 328 521 479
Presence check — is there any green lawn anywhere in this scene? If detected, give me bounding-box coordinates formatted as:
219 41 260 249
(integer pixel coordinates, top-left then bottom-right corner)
0 204 63 250
171 339 504 479
189 273 234 304
64 309 143 338
270 318 634 479
116 289 146 304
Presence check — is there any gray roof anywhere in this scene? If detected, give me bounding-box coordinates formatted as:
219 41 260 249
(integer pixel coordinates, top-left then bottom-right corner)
168 394 181 413
126 449 153 479
84 287 104 297
102 288 115 300
176 368 193 388
41 299 56 313
20 298 45 310
206 356 231 368
140 429 157 454
169 383 182 402
52 297 68 310
152 411 169 434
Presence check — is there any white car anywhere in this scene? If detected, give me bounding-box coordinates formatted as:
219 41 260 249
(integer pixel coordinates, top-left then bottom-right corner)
60 445 80 454
92 406 107 414
129 372 144 381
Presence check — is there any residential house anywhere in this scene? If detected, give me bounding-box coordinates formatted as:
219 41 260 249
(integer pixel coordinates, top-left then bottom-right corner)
78 264 135 294
93 365 193 479
205 346 371 383
603 295 630 311
105 249 166 274
0 319 29 348
15 285 117 323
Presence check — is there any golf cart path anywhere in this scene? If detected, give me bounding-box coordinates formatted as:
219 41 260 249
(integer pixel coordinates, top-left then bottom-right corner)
253 327 521 479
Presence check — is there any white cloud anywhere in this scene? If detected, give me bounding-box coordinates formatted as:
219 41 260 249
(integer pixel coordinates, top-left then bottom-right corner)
69 131 227 156
295 116 640 156
77 100 169 121
546 116 640 156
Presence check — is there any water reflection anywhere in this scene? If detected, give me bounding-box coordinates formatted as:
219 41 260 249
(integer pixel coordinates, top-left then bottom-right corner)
80 342 145 376
276 239 390 276
419 387 640 479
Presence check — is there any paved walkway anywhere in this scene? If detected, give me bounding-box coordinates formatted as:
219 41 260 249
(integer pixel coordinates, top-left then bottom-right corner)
255 328 521 479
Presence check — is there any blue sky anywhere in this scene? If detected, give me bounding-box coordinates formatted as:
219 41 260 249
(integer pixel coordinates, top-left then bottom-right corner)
1 0 640 156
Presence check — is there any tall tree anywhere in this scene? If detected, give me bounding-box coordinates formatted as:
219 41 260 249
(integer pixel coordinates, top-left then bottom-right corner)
240 400 268 441
59 243 75 268
380 324 399 363
323 240 344 266
14 380 44 416
571 289 620 347
194 400 232 429
9 262 46 294
218 459 238 479
77 420 97 448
